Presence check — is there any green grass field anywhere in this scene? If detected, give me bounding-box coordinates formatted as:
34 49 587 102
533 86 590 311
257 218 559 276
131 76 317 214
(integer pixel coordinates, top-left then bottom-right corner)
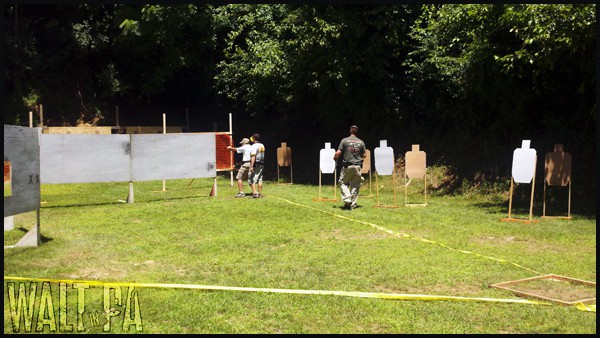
3 176 596 333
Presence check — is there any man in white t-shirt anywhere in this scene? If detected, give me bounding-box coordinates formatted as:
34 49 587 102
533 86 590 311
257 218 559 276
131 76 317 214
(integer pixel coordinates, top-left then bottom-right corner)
248 133 265 198
227 137 253 197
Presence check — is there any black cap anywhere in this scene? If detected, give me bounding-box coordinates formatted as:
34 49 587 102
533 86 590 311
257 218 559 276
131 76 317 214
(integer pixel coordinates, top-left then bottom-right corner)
251 133 260 141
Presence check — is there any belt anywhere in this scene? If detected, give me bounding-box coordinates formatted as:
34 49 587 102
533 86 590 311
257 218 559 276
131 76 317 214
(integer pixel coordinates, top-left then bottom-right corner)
343 163 361 168
243 161 250 163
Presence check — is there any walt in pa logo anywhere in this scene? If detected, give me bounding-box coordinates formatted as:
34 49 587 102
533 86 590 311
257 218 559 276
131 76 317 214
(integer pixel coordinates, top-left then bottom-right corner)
5 280 143 333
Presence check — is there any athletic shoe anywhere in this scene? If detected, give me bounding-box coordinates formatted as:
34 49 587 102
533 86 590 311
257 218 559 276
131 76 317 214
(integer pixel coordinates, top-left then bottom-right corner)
343 202 351 210
252 193 260 199
234 192 245 198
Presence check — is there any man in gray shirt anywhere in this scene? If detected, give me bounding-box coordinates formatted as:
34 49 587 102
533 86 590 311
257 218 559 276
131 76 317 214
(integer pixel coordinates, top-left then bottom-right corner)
333 125 366 210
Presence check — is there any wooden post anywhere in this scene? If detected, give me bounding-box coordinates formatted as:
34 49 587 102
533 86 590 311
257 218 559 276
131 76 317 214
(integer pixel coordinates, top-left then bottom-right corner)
376 173 380 206
508 178 514 219
29 111 33 128
127 182 134 203
229 113 233 187
393 169 397 207
185 107 190 132
567 181 571 218
162 113 166 192
39 104 43 127
528 156 537 222
318 169 322 200
334 170 337 199
424 172 427 204
543 180 547 217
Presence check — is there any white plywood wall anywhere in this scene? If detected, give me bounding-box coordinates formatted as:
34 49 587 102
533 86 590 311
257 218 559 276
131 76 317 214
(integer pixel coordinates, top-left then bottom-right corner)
4 125 41 217
39 133 217 184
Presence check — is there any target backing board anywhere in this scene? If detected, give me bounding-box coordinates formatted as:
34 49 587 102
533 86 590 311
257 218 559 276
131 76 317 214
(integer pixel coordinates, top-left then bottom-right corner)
361 149 371 174
405 144 426 179
319 143 336 174
545 144 572 187
277 142 292 167
512 140 537 184
374 140 394 175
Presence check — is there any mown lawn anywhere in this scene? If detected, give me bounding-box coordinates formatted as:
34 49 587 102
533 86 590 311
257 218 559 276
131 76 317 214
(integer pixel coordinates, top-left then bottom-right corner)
4 176 596 333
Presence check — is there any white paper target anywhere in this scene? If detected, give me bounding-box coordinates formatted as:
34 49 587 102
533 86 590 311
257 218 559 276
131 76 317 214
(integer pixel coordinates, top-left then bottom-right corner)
512 140 537 183
374 140 395 175
319 142 336 174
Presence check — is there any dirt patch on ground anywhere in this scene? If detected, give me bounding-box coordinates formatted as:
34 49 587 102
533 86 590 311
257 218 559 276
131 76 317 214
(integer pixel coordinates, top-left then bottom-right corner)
66 266 129 280
373 282 482 296
495 278 596 303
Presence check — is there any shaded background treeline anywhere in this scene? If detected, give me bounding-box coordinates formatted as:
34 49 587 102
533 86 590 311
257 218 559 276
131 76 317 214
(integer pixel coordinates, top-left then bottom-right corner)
3 4 596 213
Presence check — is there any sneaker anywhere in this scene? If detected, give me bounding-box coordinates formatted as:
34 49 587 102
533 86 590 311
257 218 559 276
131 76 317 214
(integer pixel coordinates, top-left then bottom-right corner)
351 204 358 209
234 192 245 198
343 202 351 210
252 193 260 199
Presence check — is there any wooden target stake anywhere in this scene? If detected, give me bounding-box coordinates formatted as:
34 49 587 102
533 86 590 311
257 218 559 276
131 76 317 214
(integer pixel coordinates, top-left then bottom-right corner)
277 142 293 185
501 140 539 223
360 149 373 198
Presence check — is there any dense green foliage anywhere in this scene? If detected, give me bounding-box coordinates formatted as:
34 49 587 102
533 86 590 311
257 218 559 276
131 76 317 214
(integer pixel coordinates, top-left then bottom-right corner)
3 4 596 196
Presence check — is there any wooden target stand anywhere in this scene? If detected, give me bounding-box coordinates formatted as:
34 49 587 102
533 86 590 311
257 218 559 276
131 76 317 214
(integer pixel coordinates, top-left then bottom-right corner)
501 140 539 224
276 142 293 185
360 149 373 198
542 144 572 220
404 144 428 207
313 169 338 202
374 170 398 208
373 141 397 208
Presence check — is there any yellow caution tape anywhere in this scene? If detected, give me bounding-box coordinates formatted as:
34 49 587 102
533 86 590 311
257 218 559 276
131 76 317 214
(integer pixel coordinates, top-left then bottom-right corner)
4 197 594 313
575 302 596 312
271 196 597 313
273 196 543 275
3 276 549 306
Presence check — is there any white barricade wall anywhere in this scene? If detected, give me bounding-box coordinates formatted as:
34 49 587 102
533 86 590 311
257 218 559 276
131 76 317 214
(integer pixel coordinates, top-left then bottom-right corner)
4 125 41 217
40 134 131 183
40 132 217 184
130 133 215 181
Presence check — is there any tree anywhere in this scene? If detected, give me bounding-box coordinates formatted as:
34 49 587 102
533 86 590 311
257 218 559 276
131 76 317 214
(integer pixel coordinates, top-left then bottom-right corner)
405 4 595 184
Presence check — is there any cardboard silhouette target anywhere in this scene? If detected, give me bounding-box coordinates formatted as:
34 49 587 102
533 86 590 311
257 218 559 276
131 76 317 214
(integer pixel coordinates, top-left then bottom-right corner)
501 140 539 223
373 140 398 208
314 143 337 201
276 142 293 184
360 149 373 198
542 144 572 220
404 144 428 206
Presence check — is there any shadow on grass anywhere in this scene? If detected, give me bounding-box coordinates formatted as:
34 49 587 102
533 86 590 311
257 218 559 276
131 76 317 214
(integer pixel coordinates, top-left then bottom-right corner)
472 199 596 221
11 226 53 244
40 194 213 209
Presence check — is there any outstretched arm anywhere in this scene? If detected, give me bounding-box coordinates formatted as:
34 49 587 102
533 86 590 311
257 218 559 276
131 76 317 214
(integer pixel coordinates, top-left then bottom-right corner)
333 149 342 161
